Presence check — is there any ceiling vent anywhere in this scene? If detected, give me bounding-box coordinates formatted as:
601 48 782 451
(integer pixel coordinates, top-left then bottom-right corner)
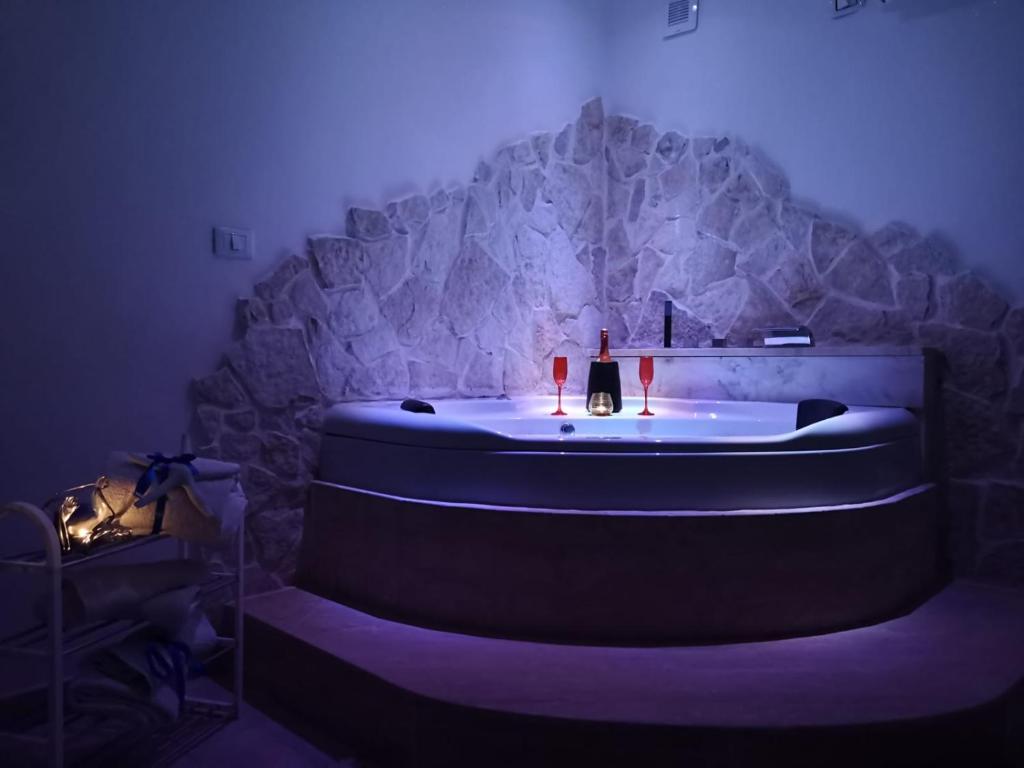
664 1 699 38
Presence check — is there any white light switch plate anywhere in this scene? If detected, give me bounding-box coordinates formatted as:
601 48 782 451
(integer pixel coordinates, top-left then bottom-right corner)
213 226 254 260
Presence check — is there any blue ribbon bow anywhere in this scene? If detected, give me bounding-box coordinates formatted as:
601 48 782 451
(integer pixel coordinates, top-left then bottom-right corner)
134 452 198 534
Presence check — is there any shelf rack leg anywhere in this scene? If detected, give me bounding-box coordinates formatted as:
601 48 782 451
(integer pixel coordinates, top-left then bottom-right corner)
234 522 244 718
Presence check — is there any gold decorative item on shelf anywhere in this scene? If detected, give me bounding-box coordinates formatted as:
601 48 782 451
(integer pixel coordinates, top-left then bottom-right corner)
588 392 614 417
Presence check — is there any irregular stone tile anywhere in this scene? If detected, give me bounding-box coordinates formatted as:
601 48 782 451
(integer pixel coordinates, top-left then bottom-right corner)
825 239 894 305
810 218 857 274
502 348 541 395
254 254 308 300
579 195 604 245
810 296 912 346
329 284 380 338
686 278 747 337
731 201 778 250
766 252 823 317
689 236 737 294
564 304 604 350
634 247 665 302
607 258 639 304
632 124 657 154
543 161 591 236
659 154 699 214
441 240 510 336
628 179 646 222
228 327 319 408
779 203 813 251
268 299 293 325
943 388 1015 477
616 146 647 178
249 507 304 569
870 221 920 258
526 202 558 236
531 308 564 359
548 230 598 315
590 246 607 308
918 323 1007 399
656 131 688 164
655 252 689 300
939 272 1008 330
649 217 693 255
429 188 450 212
1009 375 1024 415
896 273 932 321
194 367 247 408
889 235 957 275
696 192 740 240
362 235 408 298
465 183 496 236
605 115 637 148
397 194 430 232
220 431 263 465
553 123 572 158
346 207 391 241
727 279 797 346
607 180 629 220
461 349 504 396
408 360 457 398
305 316 356 401
980 482 1024 540
410 319 460 370
691 137 715 158
194 404 222 444
237 296 268 333
521 167 545 212
289 270 329 321
473 160 493 184
1003 307 1024 356
349 322 401 365
744 148 789 200
378 275 436 344
531 132 552 167
262 431 304 477
411 207 461 283
737 234 791 278
224 409 256 433
699 154 731 193
347 349 409 399
309 236 366 289
633 291 710 348
573 97 604 164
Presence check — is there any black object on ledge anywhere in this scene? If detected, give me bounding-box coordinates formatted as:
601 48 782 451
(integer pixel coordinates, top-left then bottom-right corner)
401 398 436 414
796 399 848 430
586 362 622 413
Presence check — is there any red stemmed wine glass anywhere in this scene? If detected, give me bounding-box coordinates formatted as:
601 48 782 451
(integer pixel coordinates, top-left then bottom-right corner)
639 356 654 416
551 356 568 416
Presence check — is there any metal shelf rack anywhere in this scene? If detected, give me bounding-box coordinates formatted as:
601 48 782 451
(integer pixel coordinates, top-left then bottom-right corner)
0 501 244 768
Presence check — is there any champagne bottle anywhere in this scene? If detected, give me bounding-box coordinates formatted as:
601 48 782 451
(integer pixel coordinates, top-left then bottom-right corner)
587 328 622 413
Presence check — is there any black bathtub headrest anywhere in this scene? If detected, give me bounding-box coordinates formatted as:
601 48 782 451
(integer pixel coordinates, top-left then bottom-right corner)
401 398 435 414
796 399 848 430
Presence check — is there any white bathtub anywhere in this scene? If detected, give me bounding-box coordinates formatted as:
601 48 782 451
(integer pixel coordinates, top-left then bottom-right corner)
318 396 922 511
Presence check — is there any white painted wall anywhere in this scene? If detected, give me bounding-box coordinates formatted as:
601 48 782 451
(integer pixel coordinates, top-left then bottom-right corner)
602 0 1024 296
0 0 604 504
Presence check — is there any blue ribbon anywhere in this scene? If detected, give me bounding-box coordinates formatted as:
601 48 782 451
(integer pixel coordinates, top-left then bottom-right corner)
145 640 202 711
134 453 198 534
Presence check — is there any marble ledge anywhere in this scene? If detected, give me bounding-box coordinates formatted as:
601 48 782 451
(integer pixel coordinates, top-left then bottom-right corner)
591 346 931 359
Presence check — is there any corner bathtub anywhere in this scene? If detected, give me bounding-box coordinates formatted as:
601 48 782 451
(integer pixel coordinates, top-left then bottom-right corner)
318 396 922 510
305 396 937 642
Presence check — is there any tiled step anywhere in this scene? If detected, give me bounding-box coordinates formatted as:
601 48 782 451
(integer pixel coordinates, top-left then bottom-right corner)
245 582 1024 767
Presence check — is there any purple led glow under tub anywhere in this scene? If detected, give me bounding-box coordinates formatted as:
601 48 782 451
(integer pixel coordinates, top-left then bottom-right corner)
301 396 939 643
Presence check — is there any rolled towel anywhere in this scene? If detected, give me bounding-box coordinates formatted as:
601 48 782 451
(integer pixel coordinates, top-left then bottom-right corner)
62 559 207 627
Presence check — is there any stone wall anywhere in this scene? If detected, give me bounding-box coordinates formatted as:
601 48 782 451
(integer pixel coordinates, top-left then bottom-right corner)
191 98 1024 590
